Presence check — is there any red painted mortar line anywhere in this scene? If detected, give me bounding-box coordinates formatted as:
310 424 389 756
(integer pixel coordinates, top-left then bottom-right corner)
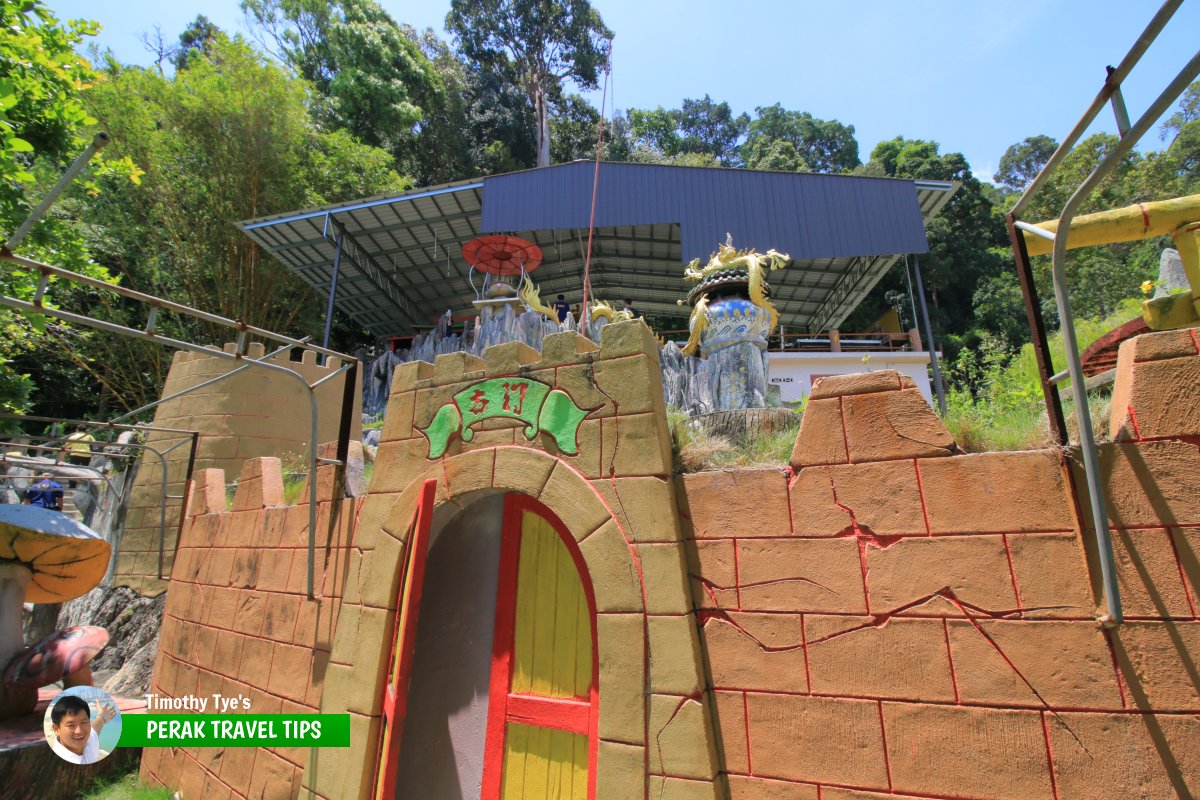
1103 628 1130 710
1040 711 1061 800
942 618 961 704
1189 326 1200 355
742 690 754 775
1001 534 1024 617
623 680 1200 713
913 460 933 536
722 770 988 800
1126 405 1144 441
827 467 872 614
1166 529 1199 620
800 614 813 695
784 466 796 535
877 700 893 791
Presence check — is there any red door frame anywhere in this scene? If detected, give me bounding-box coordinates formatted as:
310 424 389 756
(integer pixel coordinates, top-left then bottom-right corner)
373 478 437 800
479 493 600 800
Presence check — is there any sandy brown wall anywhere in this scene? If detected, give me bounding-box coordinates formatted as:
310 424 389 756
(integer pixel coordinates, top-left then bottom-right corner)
683 328 1200 800
117 344 361 595
139 458 354 798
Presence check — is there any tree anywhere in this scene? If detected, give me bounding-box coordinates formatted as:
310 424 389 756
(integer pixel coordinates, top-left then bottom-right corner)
845 138 1007 345
994 134 1058 192
742 104 859 173
243 0 442 155
76 34 409 412
1161 80 1200 176
0 0 140 414
446 0 612 168
549 93 602 164
626 96 748 165
174 15 221 69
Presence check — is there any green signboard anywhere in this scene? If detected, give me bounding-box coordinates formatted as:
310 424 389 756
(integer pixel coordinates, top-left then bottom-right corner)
419 378 591 458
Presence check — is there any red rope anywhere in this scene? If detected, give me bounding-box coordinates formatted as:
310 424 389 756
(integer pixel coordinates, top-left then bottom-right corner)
580 40 612 323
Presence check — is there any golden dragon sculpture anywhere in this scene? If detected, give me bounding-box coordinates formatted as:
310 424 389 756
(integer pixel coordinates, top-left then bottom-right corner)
679 293 709 356
679 235 791 356
589 300 634 323
519 274 559 322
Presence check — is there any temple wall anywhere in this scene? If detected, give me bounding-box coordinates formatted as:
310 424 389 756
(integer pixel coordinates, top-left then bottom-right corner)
138 457 353 798
138 322 1200 800
116 344 361 595
682 327 1200 800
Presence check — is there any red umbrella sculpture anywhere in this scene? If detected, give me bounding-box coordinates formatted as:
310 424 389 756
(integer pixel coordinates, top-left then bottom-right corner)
462 235 543 276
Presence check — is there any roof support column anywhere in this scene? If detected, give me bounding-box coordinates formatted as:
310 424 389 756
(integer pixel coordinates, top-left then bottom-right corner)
321 225 345 363
908 254 947 415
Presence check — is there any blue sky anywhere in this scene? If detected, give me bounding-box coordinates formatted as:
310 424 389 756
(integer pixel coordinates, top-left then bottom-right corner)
48 1 1200 183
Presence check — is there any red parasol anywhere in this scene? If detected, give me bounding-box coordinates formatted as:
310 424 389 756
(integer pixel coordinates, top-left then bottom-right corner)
462 235 543 276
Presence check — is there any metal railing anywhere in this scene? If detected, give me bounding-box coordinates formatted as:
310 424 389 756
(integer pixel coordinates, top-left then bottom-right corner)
1004 0 1200 625
0 413 199 581
1 139 360 598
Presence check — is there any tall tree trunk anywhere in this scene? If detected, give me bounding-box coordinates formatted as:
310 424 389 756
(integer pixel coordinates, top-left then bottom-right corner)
533 77 551 168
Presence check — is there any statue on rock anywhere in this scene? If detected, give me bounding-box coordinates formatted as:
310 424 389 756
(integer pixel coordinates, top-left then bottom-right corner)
677 235 790 411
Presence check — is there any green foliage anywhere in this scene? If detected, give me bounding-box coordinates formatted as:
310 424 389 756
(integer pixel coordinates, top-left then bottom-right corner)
79 771 175 800
742 103 859 173
994 134 1057 191
242 0 442 155
1161 80 1199 175
666 407 802 472
446 0 612 167
67 34 408 414
941 300 1141 451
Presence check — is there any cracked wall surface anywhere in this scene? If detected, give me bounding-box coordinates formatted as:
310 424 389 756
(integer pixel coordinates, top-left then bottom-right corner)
683 327 1200 800
139 322 1200 800
141 320 722 800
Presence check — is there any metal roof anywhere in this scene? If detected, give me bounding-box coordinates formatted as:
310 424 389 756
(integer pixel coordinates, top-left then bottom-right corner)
240 162 957 339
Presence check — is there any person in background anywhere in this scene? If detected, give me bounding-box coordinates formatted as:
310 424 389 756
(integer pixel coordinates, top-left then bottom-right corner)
552 293 571 323
623 298 642 319
64 424 95 467
48 694 117 764
23 474 63 512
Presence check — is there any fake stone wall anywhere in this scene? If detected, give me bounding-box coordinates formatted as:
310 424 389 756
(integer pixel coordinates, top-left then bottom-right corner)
139 322 1200 800
683 327 1200 800
142 321 722 800
138 456 353 798
117 345 361 595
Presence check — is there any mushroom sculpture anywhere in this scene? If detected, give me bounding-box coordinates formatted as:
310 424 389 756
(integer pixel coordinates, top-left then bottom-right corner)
4 626 110 692
0 505 110 718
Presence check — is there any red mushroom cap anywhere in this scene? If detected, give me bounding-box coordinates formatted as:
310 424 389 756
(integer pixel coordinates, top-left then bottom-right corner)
2 625 109 690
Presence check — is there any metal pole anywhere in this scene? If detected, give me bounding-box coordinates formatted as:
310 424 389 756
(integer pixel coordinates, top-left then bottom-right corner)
908 255 947 415
1043 54 1199 627
335 359 359 492
4 132 110 253
321 227 345 364
0 252 346 361
1011 0 1182 217
1006 215 1069 445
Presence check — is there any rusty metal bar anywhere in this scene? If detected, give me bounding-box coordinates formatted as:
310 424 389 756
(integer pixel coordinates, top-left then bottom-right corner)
1006 214 1069 445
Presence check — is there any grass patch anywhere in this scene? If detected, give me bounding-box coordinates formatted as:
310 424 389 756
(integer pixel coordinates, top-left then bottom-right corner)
667 407 801 472
80 771 175 800
943 300 1136 452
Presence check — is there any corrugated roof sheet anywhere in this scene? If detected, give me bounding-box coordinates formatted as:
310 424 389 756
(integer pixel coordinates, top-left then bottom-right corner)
481 162 931 262
239 162 956 339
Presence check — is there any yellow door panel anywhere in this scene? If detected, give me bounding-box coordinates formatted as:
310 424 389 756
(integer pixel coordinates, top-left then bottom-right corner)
502 723 587 800
510 510 592 700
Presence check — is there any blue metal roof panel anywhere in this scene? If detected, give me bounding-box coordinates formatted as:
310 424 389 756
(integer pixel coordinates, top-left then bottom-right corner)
480 162 930 262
